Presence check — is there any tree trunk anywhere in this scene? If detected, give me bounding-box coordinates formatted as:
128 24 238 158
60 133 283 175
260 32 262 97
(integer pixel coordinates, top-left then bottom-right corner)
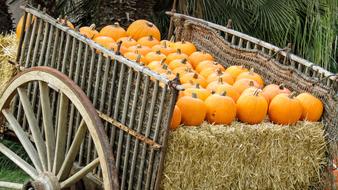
0 0 13 34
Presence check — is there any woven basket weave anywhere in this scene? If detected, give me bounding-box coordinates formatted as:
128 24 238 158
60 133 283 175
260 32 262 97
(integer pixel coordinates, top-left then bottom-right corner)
171 14 337 143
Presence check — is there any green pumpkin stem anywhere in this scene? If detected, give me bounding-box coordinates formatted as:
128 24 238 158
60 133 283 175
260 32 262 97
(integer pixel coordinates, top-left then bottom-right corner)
195 83 200 89
221 91 227 96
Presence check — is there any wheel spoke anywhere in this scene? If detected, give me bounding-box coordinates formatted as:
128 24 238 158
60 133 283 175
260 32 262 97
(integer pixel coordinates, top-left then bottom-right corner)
17 87 47 171
53 92 69 174
58 120 87 181
0 143 38 179
0 181 23 189
60 158 100 189
39 81 56 171
2 109 43 172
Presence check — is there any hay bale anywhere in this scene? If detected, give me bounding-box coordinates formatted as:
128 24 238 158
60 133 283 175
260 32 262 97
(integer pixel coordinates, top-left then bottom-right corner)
162 121 326 190
0 34 17 94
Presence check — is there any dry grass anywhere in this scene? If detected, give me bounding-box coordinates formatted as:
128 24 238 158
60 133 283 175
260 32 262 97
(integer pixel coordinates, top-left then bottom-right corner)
162 121 327 190
0 34 17 94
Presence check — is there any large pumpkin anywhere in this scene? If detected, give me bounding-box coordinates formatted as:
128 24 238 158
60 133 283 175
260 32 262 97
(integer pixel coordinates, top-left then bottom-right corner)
262 84 291 103
176 93 207 126
236 68 264 86
170 105 182 129
268 93 303 125
79 24 99 39
137 35 160 47
99 22 127 41
236 89 268 124
173 41 197 55
127 19 161 40
204 93 236 125
296 93 323 122
188 51 214 68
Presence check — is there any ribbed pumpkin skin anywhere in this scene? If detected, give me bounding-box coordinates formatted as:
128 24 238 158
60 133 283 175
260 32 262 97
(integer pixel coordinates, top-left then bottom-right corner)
268 93 303 125
205 94 236 125
233 79 261 94
225 65 248 79
137 35 160 47
188 51 214 68
176 96 207 126
93 36 115 49
215 84 240 102
236 70 265 86
170 106 182 129
174 41 197 55
262 84 291 103
80 26 99 39
165 51 189 64
236 93 268 124
144 51 166 63
183 86 211 101
127 45 152 56
180 73 207 88
117 37 138 48
127 20 161 40
296 93 323 121
100 23 127 41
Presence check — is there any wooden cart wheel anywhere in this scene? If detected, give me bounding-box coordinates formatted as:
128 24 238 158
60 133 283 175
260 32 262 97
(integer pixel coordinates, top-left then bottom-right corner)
0 67 119 190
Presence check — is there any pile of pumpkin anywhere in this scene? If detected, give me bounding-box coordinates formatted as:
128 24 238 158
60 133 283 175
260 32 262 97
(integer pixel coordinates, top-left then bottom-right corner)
30 18 323 129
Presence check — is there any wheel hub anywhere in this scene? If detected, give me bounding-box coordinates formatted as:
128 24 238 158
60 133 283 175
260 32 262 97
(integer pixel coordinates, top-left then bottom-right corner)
23 173 60 190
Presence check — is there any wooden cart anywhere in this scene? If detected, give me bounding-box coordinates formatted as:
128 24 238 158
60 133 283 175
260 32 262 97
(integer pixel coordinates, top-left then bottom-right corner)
0 5 336 190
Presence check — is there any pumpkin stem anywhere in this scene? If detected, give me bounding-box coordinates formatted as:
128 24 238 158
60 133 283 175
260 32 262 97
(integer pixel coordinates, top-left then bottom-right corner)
253 88 262 96
162 64 168 70
160 58 167 64
279 83 286 90
193 73 199 79
289 92 297 98
146 22 154 27
195 83 200 89
191 93 198 99
148 35 154 41
136 54 141 63
170 35 175 42
128 37 133 41
89 24 96 30
181 58 188 64
176 48 182 54
216 69 223 76
163 41 167 48
217 77 223 83
136 44 142 48
249 68 255 74
221 90 227 96
156 50 161 54
113 22 120 27
182 40 185 44
189 80 194 85
249 80 255 87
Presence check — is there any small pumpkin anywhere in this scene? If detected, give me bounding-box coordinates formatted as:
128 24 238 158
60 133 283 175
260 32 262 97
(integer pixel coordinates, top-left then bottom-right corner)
180 73 207 88
188 51 214 68
79 24 99 39
145 51 166 64
124 52 147 64
233 79 261 94
168 58 193 70
137 35 160 48
16 15 36 39
99 22 127 41
173 67 193 76
236 89 268 124
242 87 269 104
127 19 161 40
147 59 167 70
153 63 170 74
215 82 241 102
165 49 189 64
111 42 128 55
176 93 207 126
151 41 176 56
262 84 291 103
93 36 115 50
268 93 303 125
196 60 225 73
127 44 152 56
207 69 235 85
170 105 182 129
200 67 218 79
181 81 196 90
205 92 236 125
59 19 75 29
183 84 211 100
116 37 138 48
296 93 323 122
236 68 264 86
225 65 248 79
173 40 197 55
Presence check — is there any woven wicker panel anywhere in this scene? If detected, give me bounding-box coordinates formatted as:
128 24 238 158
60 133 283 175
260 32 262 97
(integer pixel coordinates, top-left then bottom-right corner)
173 17 337 142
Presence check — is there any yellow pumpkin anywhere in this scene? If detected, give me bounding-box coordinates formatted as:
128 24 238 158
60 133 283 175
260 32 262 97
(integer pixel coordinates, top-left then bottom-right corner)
147 59 167 70
151 41 176 55
196 60 225 73
165 49 189 64
180 73 207 88
116 37 138 48
207 69 235 85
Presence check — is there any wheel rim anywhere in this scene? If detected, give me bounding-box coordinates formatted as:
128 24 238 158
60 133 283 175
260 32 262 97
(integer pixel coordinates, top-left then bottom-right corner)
0 67 119 190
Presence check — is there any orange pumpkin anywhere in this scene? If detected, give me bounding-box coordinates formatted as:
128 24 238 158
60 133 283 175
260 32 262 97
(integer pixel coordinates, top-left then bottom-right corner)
207 69 235 85
93 36 115 49
262 84 291 103
124 52 147 64
236 68 264 86
117 37 138 48
200 67 218 79
151 41 176 56
188 51 214 68
173 40 197 55
196 60 225 73
170 105 182 129
225 65 248 79
206 77 226 92
165 49 189 64
79 24 99 39
180 73 207 88
183 84 211 100
126 19 161 40
233 79 261 94
173 67 193 76
215 83 240 102
163 71 176 80
296 93 323 122
168 58 193 70
181 81 196 90
153 63 170 74
268 93 303 125
205 93 236 125
137 35 160 47
145 51 166 64
236 89 268 124
242 87 269 104
176 93 207 126
16 15 36 39
111 42 128 55
127 44 152 56
147 59 167 70
99 22 127 41
59 19 75 29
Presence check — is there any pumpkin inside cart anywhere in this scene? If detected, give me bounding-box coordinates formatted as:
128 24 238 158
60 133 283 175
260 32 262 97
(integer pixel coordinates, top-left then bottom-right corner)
0 4 336 190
